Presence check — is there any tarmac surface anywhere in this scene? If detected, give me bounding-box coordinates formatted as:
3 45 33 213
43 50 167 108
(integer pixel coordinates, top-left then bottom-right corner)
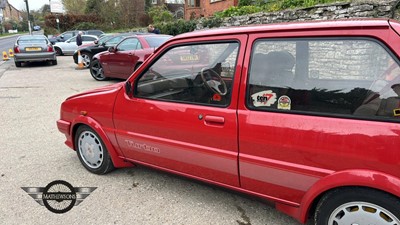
0 56 307 225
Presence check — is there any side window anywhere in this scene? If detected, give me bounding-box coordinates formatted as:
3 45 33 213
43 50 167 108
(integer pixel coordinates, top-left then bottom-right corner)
247 38 400 120
64 33 73 39
117 38 141 51
82 36 96 42
136 42 239 106
106 36 124 47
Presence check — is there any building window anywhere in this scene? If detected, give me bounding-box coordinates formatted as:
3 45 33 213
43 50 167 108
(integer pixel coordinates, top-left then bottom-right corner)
152 0 157 4
188 0 200 7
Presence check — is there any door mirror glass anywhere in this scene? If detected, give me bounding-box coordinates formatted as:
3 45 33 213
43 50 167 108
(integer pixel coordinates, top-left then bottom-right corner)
125 81 133 97
108 46 116 52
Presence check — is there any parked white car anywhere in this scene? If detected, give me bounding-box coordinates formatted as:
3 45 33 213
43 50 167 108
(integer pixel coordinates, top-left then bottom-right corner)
53 35 98 55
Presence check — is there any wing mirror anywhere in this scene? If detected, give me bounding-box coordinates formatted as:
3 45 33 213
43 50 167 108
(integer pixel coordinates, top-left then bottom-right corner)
108 46 116 52
125 81 133 97
94 40 98 44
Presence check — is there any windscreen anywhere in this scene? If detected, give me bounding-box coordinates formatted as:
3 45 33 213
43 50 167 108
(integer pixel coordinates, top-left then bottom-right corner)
18 36 48 44
144 36 171 48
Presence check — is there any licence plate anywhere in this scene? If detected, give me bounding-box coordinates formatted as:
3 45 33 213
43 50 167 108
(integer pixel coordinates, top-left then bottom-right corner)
25 47 41 51
180 55 199 62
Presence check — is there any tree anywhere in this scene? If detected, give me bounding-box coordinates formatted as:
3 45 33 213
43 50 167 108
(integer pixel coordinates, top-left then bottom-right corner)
98 0 120 29
115 0 146 27
40 4 51 15
62 0 85 14
148 5 174 24
85 0 104 14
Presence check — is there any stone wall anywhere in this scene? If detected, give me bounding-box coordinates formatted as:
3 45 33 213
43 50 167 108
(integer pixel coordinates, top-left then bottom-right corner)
197 0 400 29
194 1 400 81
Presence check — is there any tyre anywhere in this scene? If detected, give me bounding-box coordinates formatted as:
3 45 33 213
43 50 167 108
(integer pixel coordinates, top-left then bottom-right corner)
81 52 92 68
74 125 115 174
315 187 400 225
55 47 62 56
15 61 21 67
90 59 108 81
52 60 57 65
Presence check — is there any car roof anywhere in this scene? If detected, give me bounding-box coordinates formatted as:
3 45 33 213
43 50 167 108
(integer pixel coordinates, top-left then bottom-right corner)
86 29 104 32
19 34 46 37
117 34 172 42
62 30 80 33
18 34 48 39
172 19 392 41
82 34 98 37
72 34 98 38
66 34 98 41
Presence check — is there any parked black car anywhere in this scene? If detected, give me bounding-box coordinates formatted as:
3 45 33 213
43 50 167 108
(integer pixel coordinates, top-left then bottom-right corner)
73 33 134 68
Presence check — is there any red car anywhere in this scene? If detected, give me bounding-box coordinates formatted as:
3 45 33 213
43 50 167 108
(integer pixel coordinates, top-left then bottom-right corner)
89 34 172 81
58 19 400 224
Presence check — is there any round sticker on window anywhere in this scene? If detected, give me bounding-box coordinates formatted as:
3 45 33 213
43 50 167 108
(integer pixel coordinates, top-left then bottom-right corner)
251 90 277 107
277 95 291 110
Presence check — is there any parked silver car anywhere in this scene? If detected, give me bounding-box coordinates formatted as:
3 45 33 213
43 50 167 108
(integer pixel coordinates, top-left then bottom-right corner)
13 35 57 67
53 35 98 56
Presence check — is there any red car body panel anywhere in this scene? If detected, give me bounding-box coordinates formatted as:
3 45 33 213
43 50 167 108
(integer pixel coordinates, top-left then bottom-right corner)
58 19 400 223
57 83 132 168
94 35 169 79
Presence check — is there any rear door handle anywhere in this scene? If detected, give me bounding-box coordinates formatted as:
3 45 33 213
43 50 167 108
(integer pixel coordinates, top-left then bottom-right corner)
204 115 225 126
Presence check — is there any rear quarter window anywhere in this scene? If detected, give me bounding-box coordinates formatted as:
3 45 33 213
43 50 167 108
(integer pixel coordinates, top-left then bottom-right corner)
247 38 400 121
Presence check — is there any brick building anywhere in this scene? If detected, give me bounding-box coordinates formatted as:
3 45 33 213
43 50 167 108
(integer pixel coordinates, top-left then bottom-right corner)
1 0 22 22
185 0 238 20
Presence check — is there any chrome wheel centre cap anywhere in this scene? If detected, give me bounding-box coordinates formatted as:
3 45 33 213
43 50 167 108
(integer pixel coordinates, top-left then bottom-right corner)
84 142 95 158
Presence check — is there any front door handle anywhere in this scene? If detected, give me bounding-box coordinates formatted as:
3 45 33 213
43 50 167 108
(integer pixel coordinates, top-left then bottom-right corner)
204 115 225 126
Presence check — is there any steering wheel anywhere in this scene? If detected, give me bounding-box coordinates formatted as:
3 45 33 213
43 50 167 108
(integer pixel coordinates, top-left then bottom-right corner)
200 67 228 96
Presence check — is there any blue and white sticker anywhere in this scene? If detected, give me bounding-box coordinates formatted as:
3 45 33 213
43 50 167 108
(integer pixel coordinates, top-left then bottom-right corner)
251 90 277 107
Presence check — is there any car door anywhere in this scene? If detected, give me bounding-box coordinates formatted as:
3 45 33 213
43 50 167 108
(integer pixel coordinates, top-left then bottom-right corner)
82 36 97 46
62 37 77 54
237 27 400 205
111 37 141 78
113 34 247 186
106 38 136 77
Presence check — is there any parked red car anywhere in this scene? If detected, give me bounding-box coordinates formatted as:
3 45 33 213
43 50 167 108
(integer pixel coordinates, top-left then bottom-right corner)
57 19 400 224
89 34 172 81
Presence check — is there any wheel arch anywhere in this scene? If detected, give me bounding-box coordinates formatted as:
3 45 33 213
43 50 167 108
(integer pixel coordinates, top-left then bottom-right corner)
297 169 400 223
54 46 63 55
89 58 108 81
71 117 133 169
80 50 92 57
91 54 101 62
134 62 142 70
